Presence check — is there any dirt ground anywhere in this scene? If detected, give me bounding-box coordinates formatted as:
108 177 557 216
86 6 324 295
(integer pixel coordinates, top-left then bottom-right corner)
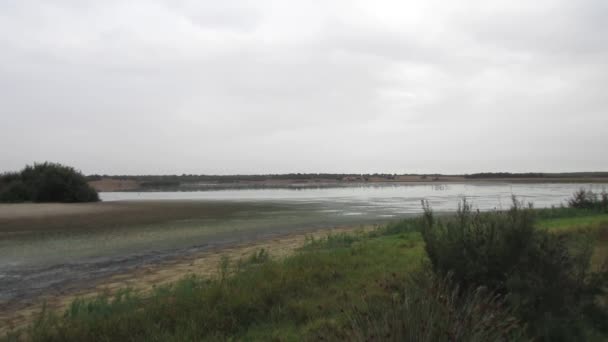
0 224 375 334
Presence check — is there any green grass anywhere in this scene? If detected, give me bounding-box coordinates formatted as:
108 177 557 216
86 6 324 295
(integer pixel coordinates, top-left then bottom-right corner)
536 213 608 231
4 208 608 341
535 211 608 271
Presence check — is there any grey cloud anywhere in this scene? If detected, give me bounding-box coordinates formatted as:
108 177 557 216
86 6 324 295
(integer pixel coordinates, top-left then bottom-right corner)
1 0 607 174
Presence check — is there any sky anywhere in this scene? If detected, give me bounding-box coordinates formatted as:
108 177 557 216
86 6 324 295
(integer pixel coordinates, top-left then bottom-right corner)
1 0 607 175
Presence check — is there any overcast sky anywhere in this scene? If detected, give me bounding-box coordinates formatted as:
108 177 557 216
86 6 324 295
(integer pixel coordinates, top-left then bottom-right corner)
1 0 607 175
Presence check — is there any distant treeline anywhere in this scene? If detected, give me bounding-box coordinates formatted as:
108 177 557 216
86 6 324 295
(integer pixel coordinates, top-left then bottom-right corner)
465 172 608 179
86 172 608 183
465 172 544 179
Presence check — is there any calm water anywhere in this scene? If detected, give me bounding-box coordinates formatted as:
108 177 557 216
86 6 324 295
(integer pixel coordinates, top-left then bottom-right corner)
101 183 607 215
1 183 606 305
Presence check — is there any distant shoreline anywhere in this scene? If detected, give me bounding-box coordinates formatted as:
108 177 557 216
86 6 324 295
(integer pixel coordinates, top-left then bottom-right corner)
89 177 608 192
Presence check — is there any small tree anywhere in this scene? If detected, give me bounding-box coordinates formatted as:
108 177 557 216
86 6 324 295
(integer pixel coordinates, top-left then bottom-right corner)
568 189 597 209
568 188 608 211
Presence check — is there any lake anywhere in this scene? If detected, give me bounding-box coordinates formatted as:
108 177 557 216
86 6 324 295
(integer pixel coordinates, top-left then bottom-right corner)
101 182 606 215
1 182 605 306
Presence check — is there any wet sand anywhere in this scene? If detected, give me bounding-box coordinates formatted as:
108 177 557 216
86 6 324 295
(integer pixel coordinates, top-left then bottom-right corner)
0 224 374 334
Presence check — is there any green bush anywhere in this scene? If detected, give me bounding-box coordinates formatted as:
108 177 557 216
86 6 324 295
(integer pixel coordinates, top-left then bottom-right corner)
345 270 525 342
0 162 99 203
0 179 30 202
568 188 608 211
420 198 608 340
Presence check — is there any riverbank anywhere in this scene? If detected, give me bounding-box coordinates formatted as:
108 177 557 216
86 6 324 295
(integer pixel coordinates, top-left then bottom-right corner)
0 224 375 334
0 200 391 326
4 207 608 340
2 184 607 330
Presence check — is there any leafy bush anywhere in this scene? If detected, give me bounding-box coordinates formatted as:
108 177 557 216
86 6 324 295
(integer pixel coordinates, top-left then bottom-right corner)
420 198 608 340
0 179 30 202
421 198 536 292
0 162 99 203
345 270 525 342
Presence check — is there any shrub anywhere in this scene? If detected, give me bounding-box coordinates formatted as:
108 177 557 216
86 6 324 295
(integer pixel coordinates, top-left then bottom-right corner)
0 162 99 203
420 198 608 340
345 270 525 342
0 179 30 202
568 188 608 211
421 198 536 292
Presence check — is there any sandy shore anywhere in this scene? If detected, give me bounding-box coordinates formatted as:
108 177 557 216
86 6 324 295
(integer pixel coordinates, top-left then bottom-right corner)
0 224 374 334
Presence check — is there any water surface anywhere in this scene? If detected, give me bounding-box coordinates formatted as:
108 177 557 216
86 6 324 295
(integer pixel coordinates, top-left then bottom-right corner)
101 182 605 214
1 183 605 305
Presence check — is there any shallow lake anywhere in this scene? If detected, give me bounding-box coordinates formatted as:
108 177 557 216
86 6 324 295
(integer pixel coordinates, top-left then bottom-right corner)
101 182 607 215
1 183 606 305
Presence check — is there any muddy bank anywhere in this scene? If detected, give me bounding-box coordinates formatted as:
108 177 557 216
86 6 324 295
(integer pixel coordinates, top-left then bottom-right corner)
0 200 395 318
0 224 374 334
0 201 282 234
3 183 606 333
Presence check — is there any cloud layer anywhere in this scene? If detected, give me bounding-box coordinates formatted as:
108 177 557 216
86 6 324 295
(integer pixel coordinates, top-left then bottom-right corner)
1 0 607 174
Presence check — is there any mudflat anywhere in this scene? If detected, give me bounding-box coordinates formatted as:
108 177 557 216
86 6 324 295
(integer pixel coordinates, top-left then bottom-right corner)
0 200 385 331
0 224 373 334
0 201 279 234
0 202 117 220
